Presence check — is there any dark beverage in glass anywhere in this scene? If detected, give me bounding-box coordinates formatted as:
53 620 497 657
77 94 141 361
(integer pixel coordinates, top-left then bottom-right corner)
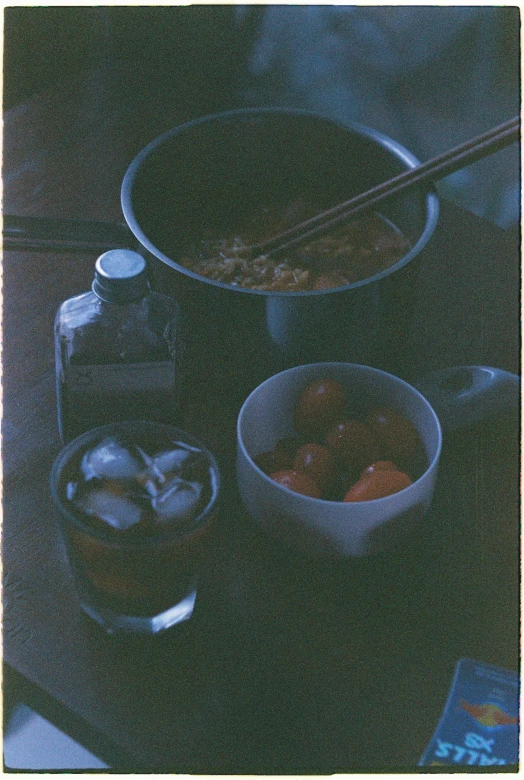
50 421 220 635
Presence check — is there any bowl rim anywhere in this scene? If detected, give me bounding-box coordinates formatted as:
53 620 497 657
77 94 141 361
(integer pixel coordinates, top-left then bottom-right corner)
121 106 440 298
236 361 443 505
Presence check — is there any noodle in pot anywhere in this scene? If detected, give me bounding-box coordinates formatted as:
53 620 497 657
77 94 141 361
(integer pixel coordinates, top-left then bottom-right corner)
179 208 411 292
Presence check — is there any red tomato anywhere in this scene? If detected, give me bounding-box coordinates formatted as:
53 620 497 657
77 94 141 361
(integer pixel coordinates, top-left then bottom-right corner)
325 419 379 470
293 443 336 493
361 460 398 477
366 407 420 463
293 378 347 438
343 469 413 502
269 469 321 499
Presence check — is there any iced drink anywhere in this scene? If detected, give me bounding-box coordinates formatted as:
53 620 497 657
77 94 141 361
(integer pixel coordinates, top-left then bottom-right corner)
51 421 220 635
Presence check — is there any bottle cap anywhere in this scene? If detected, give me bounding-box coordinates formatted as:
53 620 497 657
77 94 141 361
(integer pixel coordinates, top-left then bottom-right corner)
92 249 149 303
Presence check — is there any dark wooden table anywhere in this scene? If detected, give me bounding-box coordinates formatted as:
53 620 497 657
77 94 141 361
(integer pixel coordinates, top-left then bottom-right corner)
3 65 520 772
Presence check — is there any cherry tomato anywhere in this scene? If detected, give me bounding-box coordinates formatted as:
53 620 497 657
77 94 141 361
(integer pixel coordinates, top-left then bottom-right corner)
366 407 420 463
361 460 398 477
293 443 336 493
269 469 321 499
293 378 347 438
325 419 379 470
343 469 413 502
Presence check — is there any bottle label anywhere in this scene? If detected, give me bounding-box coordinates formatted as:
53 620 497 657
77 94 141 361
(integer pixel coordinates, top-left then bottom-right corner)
58 361 178 440
65 362 175 395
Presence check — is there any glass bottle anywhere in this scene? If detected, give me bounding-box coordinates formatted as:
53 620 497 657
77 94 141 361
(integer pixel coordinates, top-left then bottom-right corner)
55 249 182 442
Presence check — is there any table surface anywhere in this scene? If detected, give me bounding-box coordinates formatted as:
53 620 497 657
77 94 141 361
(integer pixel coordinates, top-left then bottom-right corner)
3 65 521 772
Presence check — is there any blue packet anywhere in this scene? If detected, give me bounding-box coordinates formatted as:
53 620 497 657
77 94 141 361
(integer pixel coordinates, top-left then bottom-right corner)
419 658 519 768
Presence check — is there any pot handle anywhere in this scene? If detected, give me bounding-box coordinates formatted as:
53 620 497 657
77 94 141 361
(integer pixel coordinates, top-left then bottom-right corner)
415 366 520 431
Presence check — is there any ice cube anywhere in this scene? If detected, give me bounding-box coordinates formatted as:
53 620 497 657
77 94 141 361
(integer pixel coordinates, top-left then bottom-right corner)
66 481 78 501
75 486 143 531
172 440 203 454
140 478 160 498
81 438 142 481
152 477 203 524
135 447 196 494
152 448 192 475
135 446 166 488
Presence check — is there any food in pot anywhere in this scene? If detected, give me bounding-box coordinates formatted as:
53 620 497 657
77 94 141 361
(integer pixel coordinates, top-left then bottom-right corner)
255 377 423 501
179 203 411 292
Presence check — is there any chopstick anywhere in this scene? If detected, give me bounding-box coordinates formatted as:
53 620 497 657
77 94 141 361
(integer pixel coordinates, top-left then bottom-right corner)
3 215 135 252
249 115 520 259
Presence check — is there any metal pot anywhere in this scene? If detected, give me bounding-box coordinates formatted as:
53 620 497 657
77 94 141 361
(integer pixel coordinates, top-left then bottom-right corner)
121 108 439 400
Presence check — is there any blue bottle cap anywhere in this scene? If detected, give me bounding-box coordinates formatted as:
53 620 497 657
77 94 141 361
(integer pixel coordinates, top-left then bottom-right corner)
92 249 149 303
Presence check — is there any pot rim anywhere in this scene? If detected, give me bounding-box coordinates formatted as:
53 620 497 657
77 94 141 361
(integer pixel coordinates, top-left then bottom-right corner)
121 106 440 298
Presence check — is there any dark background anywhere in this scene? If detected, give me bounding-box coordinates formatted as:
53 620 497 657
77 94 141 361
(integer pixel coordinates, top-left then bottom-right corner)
5 6 519 109
3 6 253 110
4 5 520 227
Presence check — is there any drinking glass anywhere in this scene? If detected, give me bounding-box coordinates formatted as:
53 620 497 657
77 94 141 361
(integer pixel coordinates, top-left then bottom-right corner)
51 421 220 635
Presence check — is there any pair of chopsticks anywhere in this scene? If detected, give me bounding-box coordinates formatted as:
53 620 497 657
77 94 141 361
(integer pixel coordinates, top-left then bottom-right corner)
2 215 135 253
248 115 520 260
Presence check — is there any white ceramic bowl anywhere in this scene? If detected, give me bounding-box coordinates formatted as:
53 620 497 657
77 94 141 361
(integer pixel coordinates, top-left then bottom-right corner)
237 362 442 557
